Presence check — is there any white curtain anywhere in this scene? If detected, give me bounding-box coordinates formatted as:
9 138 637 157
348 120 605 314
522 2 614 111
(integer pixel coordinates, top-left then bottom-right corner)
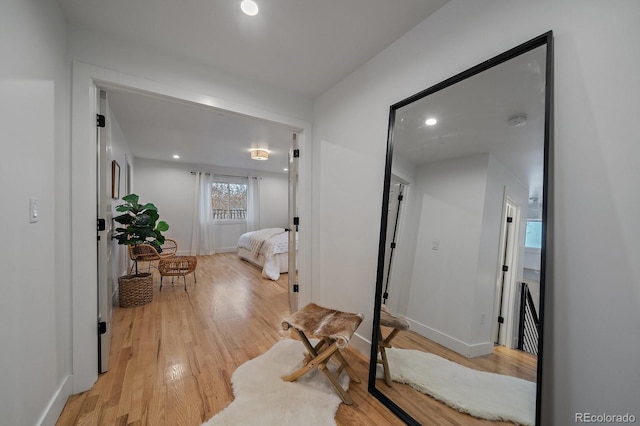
190 172 216 255
246 176 260 232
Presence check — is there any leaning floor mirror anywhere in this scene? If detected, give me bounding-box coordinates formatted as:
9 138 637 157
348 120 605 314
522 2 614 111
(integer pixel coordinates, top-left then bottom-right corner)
369 32 553 425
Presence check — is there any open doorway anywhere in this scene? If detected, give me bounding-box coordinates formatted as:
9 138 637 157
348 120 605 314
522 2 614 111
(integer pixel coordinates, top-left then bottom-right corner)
98 83 303 313
493 196 522 348
71 62 311 393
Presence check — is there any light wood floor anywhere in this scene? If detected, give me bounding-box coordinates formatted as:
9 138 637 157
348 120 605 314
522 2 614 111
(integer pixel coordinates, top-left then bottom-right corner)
374 327 537 425
57 253 535 425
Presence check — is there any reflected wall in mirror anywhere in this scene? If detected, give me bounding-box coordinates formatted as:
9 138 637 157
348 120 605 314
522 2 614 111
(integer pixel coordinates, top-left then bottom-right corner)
369 32 553 426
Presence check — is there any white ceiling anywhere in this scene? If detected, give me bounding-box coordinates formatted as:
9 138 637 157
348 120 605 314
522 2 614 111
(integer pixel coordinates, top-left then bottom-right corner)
394 45 547 203
58 0 449 171
106 88 297 174
58 0 449 98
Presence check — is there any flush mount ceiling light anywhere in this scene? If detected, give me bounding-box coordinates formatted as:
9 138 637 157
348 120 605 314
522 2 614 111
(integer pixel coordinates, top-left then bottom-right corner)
250 149 269 160
241 0 259 16
425 117 437 126
172 154 180 159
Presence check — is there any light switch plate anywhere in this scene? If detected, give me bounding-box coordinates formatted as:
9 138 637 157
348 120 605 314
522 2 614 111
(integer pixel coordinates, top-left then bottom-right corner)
29 197 38 223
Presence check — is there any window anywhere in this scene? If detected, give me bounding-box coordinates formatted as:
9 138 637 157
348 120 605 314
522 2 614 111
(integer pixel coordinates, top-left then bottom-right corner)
211 181 247 220
525 220 542 249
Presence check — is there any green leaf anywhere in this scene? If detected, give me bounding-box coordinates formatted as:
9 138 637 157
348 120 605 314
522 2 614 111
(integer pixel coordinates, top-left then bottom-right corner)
115 205 133 213
135 214 152 226
147 210 159 223
141 203 158 212
156 221 169 232
122 194 139 205
113 213 134 225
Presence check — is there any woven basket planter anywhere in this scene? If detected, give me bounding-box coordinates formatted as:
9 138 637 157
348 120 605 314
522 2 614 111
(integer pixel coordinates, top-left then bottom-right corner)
118 273 153 307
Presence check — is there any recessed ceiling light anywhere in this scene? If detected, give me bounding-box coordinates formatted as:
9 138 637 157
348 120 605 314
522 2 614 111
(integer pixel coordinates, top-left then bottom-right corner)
425 118 437 126
283 168 288 172
508 114 527 127
172 154 180 159
241 0 259 16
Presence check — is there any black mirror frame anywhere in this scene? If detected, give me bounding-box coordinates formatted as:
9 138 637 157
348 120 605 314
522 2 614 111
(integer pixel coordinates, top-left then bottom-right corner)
368 31 554 426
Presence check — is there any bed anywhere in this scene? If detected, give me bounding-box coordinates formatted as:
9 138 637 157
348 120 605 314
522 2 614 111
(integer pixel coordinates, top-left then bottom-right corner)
237 227 295 280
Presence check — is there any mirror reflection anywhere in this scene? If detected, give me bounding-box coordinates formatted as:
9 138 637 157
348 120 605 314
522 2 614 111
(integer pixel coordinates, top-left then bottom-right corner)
371 36 551 426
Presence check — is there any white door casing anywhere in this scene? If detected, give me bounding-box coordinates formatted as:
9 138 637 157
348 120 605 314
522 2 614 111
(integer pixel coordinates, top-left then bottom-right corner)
97 90 113 373
288 133 299 313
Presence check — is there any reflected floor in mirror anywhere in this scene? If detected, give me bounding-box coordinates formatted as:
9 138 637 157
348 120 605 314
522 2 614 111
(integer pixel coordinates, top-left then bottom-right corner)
377 326 536 425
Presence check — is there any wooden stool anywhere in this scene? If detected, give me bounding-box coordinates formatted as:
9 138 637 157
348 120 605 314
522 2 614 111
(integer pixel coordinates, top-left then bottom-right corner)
281 303 364 404
378 304 410 387
158 256 197 291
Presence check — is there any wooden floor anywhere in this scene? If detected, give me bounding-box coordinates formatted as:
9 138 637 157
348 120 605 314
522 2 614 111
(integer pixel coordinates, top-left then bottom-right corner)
374 327 537 425
57 253 535 425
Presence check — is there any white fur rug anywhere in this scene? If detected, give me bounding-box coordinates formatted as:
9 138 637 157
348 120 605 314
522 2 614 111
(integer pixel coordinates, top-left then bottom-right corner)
202 339 349 426
379 348 536 425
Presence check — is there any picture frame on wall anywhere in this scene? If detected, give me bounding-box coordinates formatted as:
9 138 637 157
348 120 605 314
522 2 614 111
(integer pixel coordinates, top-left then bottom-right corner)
112 160 120 199
125 156 132 196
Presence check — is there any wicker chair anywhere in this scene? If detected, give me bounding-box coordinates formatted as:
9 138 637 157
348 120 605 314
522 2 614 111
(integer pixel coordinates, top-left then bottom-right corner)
127 238 178 274
158 256 197 291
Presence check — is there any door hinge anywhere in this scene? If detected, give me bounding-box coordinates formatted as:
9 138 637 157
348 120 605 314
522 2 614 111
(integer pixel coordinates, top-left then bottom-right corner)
398 194 403 201
383 292 389 300
97 114 106 128
97 218 106 231
502 265 509 272
498 316 504 324
506 216 513 223
293 217 299 226
293 284 299 293
98 321 107 335
293 149 300 158
390 242 396 249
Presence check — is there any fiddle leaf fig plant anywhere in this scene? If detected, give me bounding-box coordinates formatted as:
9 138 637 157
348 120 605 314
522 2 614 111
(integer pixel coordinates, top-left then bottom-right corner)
113 193 169 275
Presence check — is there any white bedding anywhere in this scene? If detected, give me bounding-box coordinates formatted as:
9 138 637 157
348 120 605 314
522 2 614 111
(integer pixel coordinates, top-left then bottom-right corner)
237 228 292 280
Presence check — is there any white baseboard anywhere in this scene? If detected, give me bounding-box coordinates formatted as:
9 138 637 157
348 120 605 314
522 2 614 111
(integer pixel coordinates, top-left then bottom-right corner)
405 317 493 358
350 331 372 359
468 341 494 357
176 248 237 256
216 246 237 253
37 374 72 426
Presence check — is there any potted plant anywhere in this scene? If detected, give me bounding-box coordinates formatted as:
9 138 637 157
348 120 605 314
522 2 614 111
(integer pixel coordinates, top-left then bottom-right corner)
113 193 169 307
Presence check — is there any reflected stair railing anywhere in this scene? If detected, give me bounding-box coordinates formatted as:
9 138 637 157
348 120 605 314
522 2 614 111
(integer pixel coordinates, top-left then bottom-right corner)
518 283 540 355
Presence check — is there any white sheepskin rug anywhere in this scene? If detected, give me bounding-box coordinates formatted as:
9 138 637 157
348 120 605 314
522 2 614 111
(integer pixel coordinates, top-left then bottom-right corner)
379 347 536 425
202 339 349 426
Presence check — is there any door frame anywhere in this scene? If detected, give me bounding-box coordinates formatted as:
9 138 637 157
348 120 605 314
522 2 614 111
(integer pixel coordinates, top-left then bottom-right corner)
70 61 312 393
381 174 408 313
493 194 522 348
96 90 113 373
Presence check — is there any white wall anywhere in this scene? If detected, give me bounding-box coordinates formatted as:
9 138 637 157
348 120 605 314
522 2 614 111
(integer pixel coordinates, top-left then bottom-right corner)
68 26 312 123
402 155 488 355
393 153 526 356
313 1 640 423
0 0 70 424
134 158 289 254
